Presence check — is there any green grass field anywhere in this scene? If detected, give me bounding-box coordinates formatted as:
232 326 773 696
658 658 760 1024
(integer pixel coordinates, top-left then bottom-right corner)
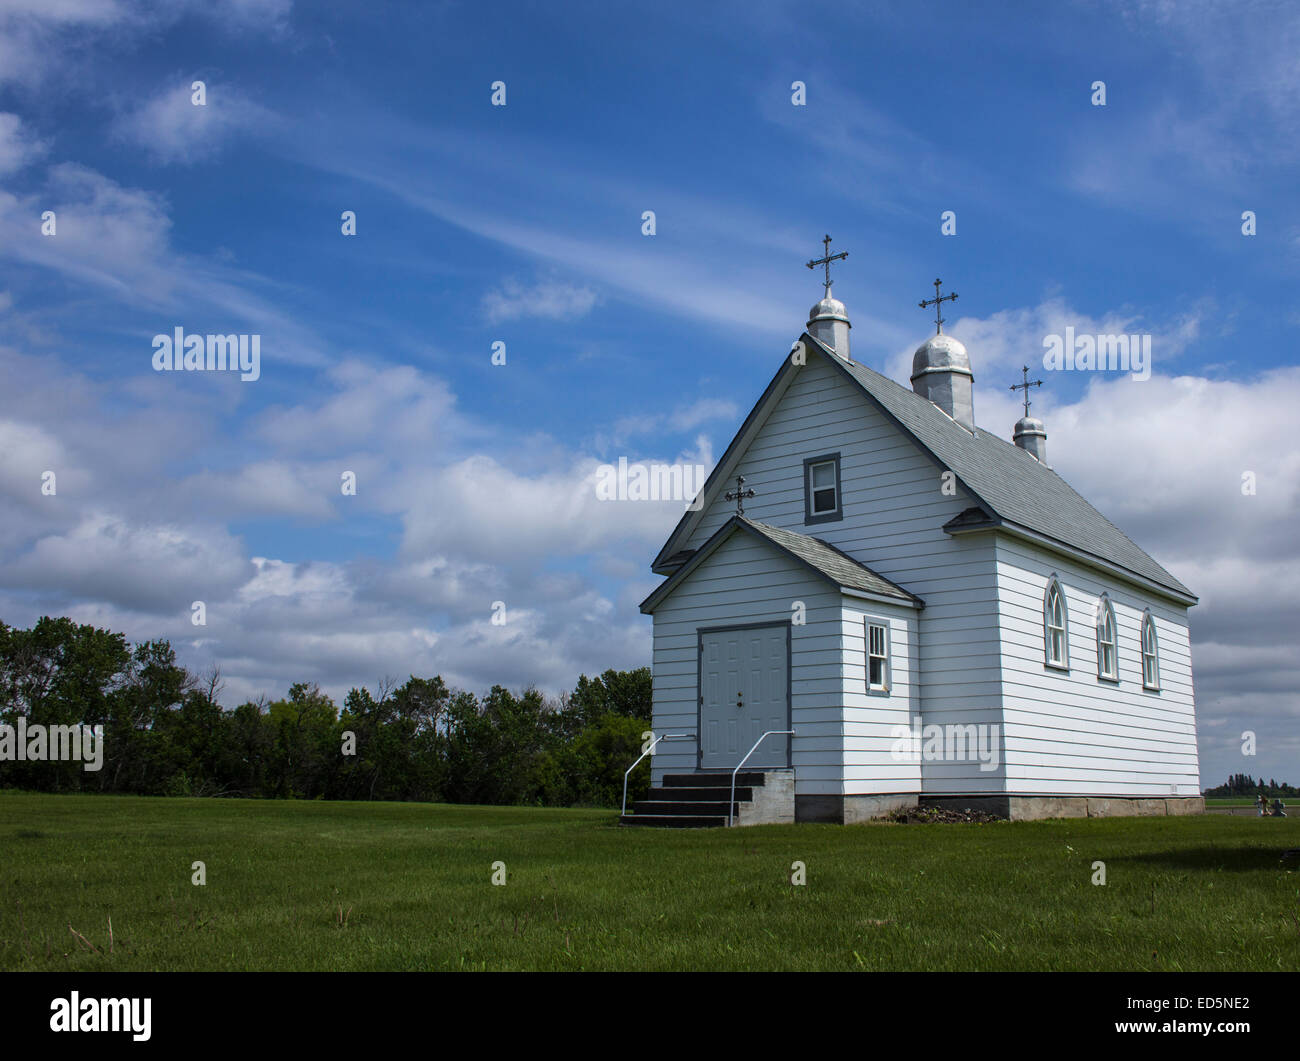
2 792 1297 971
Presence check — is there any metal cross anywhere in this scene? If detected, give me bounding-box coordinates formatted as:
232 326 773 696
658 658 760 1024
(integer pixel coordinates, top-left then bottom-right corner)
806 234 849 299
724 475 756 516
1010 365 1043 417
918 278 958 334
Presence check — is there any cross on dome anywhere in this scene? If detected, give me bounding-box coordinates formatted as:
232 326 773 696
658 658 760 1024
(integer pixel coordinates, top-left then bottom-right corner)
918 278 958 335
806 234 849 299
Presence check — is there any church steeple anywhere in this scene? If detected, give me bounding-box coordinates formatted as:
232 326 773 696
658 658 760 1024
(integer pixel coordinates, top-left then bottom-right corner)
910 278 975 432
1010 365 1048 463
805 234 851 360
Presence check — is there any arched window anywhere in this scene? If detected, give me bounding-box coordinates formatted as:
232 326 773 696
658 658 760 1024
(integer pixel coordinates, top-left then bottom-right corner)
1096 594 1118 681
1044 576 1069 669
1141 610 1160 690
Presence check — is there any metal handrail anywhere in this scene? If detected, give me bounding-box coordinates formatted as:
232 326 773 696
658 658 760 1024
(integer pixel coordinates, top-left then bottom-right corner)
729 729 795 826
621 733 694 817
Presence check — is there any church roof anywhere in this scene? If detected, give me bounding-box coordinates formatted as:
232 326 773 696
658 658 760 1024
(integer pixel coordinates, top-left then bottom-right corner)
833 353 1195 600
652 334 1195 604
640 515 922 614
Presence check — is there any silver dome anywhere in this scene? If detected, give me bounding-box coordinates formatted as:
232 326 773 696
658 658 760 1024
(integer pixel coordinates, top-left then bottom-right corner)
911 333 971 380
808 296 849 323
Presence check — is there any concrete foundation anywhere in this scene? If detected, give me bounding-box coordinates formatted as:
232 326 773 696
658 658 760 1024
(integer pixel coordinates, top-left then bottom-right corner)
921 794 1205 821
795 794 845 823
792 792 1204 824
734 771 795 826
845 794 918 822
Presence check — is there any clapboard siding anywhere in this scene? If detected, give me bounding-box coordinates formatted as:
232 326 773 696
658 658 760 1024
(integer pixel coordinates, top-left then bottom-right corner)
676 354 1004 792
649 528 844 794
994 537 1199 796
840 600 919 793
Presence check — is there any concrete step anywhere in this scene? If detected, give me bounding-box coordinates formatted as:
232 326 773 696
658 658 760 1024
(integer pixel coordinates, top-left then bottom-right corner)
632 800 738 816
619 814 728 828
646 785 754 802
661 772 767 788
622 771 794 828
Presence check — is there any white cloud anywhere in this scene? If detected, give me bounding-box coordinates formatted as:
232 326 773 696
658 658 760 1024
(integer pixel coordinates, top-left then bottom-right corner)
482 277 600 323
255 360 465 456
1 511 249 612
0 164 330 365
1065 1 1300 206
114 80 275 165
0 0 292 87
0 337 666 709
887 296 1204 386
607 396 739 445
0 112 45 174
396 452 687 566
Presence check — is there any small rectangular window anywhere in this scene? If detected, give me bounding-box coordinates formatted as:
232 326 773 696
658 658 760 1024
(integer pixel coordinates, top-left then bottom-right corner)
867 621 889 692
803 453 842 525
1099 639 1116 679
811 462 836 512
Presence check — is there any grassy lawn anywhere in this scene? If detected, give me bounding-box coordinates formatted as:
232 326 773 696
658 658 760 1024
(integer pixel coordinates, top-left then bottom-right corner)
2 792 1297 972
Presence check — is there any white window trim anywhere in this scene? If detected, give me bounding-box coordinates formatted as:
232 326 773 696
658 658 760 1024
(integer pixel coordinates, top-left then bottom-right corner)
803 453 843 525
1043 576 1069 671
1141 609 1160 691
866 618 891 695
809 461 836 513
1096 594 1119 682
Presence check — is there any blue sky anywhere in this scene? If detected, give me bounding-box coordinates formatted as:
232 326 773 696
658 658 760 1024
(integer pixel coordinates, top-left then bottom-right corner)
0 0 1296 787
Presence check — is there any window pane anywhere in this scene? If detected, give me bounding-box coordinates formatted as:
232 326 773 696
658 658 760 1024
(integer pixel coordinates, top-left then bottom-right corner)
813 487 836 513
812 462 835 488
869 658 883 686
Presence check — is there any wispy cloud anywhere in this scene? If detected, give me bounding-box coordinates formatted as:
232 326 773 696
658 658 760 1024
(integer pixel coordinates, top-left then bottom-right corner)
0 0 292 87
482 277 599 323
0 112 46 174
114 79 276 164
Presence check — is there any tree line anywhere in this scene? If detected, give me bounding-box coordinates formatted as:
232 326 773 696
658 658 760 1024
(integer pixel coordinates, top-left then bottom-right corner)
0 616 654 807
1203 773 1297 798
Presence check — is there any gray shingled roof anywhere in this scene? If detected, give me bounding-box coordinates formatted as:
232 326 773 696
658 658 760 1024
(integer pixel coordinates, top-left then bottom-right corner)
740 518 921 603
640 515 922 614
835 355 1195 600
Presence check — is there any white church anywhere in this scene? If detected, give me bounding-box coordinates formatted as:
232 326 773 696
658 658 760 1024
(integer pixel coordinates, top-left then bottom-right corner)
626 241 1202 826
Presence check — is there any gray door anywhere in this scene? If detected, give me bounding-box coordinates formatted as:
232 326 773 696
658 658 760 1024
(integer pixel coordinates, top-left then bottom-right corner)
699 624 789 770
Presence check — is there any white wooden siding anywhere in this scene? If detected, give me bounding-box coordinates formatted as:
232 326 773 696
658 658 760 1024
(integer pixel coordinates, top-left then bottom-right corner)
840 600 920 794
993 537 1199 796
